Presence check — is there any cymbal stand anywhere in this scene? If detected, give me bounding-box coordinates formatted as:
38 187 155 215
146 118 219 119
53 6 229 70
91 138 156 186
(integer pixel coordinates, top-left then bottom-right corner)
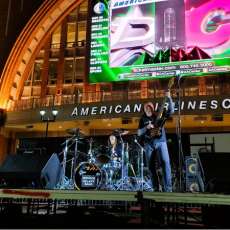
57 135 76 189
125 143 135 176
88 138 95 163
114 133 131 191
60 139 69 188
68 136 80 189
134 138 144 191
134 137 153 191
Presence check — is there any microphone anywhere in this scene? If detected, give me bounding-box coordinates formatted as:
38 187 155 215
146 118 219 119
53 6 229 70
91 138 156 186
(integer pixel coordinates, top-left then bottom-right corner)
175 71 181 81
175 71 185 85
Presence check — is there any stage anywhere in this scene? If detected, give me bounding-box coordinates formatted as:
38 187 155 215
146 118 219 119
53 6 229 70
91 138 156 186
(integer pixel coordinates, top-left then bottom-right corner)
0 189 230 228
1 189 230 205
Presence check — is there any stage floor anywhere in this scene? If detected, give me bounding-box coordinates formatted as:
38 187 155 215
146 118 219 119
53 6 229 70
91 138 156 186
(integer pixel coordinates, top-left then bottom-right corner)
1 189 230 206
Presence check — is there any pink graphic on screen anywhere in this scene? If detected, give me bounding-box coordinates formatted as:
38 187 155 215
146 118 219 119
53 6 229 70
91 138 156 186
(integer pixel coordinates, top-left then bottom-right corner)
185 0 230 54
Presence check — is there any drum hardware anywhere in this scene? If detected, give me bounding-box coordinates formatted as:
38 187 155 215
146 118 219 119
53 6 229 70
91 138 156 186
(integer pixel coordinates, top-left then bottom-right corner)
57 134 77 189
103 130 139 191
95 145 111 165
120 131 125 190
57 128 85 189
60 138 69 189
56 130 152 192
113 128 129 136
112 139 137 191
133 136 153 191
87 137 96 163
96 153 110 164
102 158 122 191
104 168 116 191
69 133 83 189
66 128 85 138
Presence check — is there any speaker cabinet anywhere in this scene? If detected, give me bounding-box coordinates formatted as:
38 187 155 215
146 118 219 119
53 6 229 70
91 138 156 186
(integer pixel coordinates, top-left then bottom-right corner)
40 153 63 189
185 156 204 192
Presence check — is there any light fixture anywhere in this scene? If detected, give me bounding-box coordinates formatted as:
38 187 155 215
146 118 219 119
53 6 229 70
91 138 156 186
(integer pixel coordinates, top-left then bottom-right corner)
39 109 59 137
52 109 59 117
39 110 46 116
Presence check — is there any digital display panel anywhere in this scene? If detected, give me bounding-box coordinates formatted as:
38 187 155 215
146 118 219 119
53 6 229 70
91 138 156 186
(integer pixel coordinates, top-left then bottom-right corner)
88 0 230 83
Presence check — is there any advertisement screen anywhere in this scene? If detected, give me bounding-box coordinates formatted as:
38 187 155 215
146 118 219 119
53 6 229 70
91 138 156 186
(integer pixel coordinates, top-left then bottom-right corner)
88 0 230 83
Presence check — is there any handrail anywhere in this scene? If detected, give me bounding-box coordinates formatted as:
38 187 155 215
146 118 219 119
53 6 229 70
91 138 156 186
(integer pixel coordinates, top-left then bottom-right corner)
8 84 220 112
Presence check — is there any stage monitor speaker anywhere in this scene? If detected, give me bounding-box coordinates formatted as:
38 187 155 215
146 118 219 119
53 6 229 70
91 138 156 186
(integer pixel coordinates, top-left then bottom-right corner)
185 157 199 177
186 177 200 193
185 156 204 192
40 153 63 189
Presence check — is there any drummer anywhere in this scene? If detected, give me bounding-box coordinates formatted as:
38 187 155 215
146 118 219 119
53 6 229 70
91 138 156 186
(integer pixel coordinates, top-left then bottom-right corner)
108 134 122 161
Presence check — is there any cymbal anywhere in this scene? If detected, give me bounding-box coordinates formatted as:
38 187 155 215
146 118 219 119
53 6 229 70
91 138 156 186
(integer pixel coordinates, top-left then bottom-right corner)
112 128 129 136
67 150 87 156
66 128 84 137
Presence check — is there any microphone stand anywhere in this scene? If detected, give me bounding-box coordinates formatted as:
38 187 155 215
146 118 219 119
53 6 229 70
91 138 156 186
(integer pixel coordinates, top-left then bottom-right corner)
119 132 125 190
176 73 185 192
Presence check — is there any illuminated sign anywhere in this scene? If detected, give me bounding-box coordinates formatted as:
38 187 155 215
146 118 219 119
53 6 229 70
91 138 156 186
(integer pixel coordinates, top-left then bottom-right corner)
88 0 230 83
71 96 230 119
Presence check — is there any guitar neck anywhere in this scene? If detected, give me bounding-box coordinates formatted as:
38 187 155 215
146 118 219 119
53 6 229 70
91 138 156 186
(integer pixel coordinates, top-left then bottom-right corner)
156 93 169 121
156 78 174 121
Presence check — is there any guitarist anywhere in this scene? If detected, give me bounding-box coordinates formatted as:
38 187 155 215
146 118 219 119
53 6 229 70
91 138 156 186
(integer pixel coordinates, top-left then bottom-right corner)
137 88 174 192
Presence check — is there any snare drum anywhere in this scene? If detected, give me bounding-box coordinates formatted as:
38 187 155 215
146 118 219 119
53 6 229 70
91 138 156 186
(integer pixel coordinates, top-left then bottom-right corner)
109 160 121 169
74 162 102 190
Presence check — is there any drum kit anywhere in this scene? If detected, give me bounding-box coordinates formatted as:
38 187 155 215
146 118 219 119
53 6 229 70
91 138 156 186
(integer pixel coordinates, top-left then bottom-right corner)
56 128 153 191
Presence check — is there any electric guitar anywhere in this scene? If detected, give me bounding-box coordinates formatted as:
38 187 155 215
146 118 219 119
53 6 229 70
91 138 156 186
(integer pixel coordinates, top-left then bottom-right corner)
149 77 174 138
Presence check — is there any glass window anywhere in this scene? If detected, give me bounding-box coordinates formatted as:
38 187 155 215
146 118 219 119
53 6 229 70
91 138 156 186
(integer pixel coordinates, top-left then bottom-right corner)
32 61 43 86
32 87 41 97
74 58 85 81
51 26 61 49
34 62 43 81
67 23 76 47
24 72 32 86
64 59 74 84
48 60 58 84
78 1 88 21
68 8 78 21
77 21 86 42
22 86 32 97
128 82 141 99
79 1 88 13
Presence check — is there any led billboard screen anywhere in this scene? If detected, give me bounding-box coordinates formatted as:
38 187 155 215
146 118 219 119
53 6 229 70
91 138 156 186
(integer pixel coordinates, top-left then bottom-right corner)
88 0 230 83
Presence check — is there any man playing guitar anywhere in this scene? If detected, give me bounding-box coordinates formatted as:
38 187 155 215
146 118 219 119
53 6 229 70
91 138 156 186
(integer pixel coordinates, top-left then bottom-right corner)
137 80 174 192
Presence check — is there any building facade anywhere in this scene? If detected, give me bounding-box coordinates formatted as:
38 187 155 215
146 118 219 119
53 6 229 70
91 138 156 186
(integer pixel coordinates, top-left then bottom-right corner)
0 0 230 162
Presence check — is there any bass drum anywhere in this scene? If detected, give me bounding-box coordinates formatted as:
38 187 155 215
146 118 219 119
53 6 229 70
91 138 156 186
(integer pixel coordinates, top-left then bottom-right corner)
74 162 102 190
